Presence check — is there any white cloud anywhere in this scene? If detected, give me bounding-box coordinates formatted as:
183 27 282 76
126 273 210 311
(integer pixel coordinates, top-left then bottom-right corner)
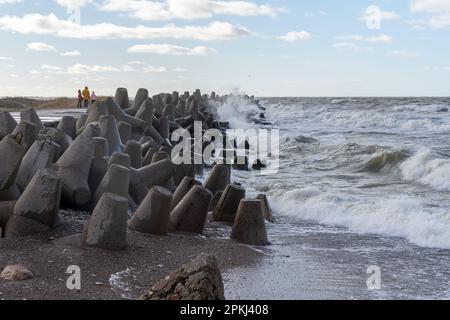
410 0 450 28
0 56 12 60
128 44 217 55
173 67 187 72
98 0 287 21
67 63 120 74
128 60 145 65
55 0 93 10
336 34 393 43
0 0 22 4
388 50 421 58
60 50 81 56
361 8 400 25
0 13 251 41
333 42 372 52
41 64 63 71
26 42 57 52
142 66 167 73
278 31 312 42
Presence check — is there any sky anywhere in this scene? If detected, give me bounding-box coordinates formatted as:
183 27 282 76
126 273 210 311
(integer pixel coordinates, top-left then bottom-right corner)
0 0 449 97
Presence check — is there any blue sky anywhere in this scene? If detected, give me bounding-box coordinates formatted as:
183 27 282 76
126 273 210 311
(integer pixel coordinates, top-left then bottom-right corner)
0 0 449 97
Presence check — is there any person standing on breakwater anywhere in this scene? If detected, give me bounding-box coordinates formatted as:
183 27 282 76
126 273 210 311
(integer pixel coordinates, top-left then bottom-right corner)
77 89 83 109
91 91 97 106
82 86 90 109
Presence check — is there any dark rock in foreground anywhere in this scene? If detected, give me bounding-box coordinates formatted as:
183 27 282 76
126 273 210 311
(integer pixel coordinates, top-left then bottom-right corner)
141 253 225 300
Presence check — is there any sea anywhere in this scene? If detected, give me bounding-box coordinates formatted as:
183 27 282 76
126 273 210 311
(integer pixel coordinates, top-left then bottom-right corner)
11 96 450 300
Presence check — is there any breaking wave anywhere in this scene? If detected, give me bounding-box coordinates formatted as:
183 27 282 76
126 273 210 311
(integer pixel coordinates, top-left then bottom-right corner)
400 148 450 191
270 187 450 249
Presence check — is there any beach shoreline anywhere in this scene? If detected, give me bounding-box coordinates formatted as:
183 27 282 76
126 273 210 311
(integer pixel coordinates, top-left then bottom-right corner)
0 209 264 300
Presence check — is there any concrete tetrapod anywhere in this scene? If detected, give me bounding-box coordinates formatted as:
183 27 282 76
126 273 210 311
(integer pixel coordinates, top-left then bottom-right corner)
108 152 131 169
124 140 142 169
82 192 128 251
76 101 108 136
118 121 131 145
57 116 77 140
203 164 230 195
88 137 109 197
135 98 154 128
169 185 212 234
231 199 269 246
16 138 57 192
106 97 144 130
56 125 96 207
115 88 130 110
20 108 43 130
128 186 173 235
0 133 27 191
129 159 175 205
213 184 246 223
99 115 123 156
125 88 148 116
256 194 275 223
12 121 38 152
0 201 16 237
0 111 17 140
5 169 62 238
93 164 130 208
75 114 88 134
171 176 201 209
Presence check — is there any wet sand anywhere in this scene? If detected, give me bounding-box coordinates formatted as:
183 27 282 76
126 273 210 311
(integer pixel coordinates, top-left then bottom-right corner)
0 211 263 300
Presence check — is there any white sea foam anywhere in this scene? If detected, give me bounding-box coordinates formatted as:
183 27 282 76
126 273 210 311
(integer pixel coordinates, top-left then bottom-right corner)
400 148 450 191
270 187 450 249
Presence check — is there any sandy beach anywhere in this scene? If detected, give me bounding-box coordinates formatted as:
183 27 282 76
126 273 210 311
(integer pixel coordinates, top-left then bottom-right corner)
0 209 263 300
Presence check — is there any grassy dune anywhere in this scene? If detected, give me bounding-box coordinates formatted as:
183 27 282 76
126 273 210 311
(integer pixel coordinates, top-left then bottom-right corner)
0 97 79 111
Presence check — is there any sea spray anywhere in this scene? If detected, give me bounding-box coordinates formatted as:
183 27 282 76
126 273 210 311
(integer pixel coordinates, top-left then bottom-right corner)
270 187 450 249
400 148 450 191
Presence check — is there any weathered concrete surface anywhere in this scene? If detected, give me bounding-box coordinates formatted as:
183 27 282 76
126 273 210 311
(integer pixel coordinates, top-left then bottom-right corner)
12 121 38 152
0 134 27 191
124 140 142 169
82 192 128 251
0 200 16 236
57 116 77 140
141 254 225 300
135 98 154 128
56 126 96 207
100 115 123 156
125 88 149 116
169 185 212 234
231 199 269 246
93 164 130 208
171 176 201 209
20 108 43 130
5 169 62 238
257 194 275 223
115 88 130 110
106 97 144 129
0 111 17 140
203 164 230 195
118 121 131 145
108 152 131 169
213 184 246 223
76 101 108 135
128 186 173 235
16 139 56 192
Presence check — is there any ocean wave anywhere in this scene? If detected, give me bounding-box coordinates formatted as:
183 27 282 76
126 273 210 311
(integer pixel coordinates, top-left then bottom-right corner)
400 148 450 191
270 187 450 249
358 150 409 172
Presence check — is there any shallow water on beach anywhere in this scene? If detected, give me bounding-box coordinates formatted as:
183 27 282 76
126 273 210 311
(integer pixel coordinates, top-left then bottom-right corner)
219 97 450 299
23 98 450 299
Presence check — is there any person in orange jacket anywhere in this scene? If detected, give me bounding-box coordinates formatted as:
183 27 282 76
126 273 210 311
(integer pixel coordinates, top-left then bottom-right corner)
82 86 90 108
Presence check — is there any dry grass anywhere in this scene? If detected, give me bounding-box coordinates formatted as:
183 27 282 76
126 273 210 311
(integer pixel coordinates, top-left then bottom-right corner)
0 97 110 111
